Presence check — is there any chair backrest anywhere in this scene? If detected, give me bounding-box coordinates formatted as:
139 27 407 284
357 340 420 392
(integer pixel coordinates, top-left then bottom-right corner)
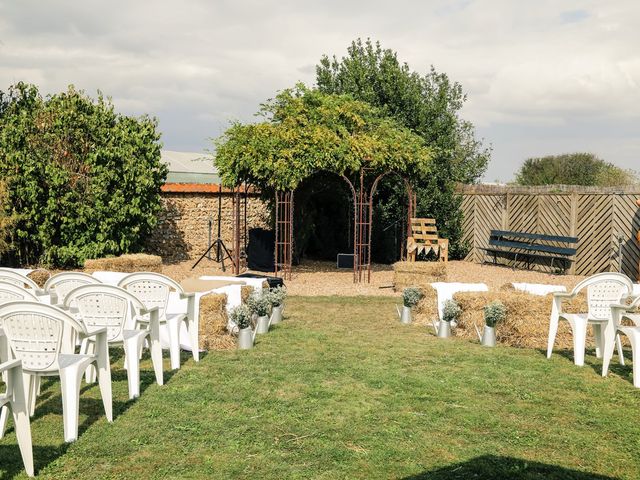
0 301 87 373
64 284 146 343
410 218 439 243
571 273 634 320
0 268 40 291
0 283 39 305
118 272 184 319
44 272 102 305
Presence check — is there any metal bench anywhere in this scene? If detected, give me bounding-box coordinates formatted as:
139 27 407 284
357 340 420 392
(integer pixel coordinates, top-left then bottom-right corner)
480 230 579 273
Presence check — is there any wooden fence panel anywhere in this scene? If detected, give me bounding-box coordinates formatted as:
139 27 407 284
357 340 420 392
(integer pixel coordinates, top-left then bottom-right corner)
459 185 640 278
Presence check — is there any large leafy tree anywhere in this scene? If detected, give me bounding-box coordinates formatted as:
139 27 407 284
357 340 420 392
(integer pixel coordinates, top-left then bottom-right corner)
0 82 167 267
316 38 490 258
516 153 638 186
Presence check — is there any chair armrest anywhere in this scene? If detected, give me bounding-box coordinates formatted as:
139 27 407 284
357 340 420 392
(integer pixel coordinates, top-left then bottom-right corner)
552 292 575 300
180 292 196 321
0 359 21 373
80 326 108 341
179 292 196 300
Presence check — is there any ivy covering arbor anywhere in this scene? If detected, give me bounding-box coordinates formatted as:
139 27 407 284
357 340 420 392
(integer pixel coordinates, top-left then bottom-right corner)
214 84 432 191
0 83 167 267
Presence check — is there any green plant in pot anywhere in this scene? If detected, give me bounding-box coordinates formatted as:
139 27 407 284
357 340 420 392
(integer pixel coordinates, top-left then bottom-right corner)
399 286 423 324
248 293 272 334
476 301 506 347
438 299 461 338
268 286 287 324
231 304 254 349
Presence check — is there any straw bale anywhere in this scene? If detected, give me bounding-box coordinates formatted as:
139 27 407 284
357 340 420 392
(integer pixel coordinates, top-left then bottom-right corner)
241 285 252 303
198 293 235 351
452 291 589 350
27 269 51 288
393 261 447 291
84 254 162 273
413 285 439 326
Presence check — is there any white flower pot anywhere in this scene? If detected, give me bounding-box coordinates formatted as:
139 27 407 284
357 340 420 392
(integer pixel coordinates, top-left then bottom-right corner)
437 320 451 338
400 305 412 324
270 305 283 324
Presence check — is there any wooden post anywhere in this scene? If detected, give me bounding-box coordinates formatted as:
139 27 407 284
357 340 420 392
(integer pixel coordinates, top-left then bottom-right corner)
568 193 578 275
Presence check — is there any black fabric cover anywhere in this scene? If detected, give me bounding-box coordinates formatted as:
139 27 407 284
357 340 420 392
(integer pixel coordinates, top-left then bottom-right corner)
247 228 275 272
236 272 284 289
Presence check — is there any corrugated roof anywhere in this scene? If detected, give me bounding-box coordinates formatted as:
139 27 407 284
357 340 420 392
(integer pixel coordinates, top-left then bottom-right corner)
161 150 221 184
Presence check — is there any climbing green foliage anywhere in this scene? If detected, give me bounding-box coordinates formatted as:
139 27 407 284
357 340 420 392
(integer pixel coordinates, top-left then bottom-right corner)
316 38 491 259
214 84 432 191
0 82 167 267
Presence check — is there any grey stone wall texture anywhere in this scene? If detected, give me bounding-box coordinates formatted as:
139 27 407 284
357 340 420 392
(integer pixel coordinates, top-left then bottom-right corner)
147 191 270 262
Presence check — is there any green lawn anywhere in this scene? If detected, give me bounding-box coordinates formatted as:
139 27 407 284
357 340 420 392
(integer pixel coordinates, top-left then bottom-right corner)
2 296 640 479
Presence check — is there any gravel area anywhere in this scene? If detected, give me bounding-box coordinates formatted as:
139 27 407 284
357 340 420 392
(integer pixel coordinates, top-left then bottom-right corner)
160 259 586 296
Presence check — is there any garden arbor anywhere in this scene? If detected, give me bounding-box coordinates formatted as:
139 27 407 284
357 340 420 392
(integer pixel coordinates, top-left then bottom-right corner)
214 85 431 282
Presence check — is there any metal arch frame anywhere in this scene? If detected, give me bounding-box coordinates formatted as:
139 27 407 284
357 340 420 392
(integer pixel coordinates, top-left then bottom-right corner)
268 168 416 283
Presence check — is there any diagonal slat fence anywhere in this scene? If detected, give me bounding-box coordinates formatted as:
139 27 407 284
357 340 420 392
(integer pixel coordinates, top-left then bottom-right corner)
459 185 640 279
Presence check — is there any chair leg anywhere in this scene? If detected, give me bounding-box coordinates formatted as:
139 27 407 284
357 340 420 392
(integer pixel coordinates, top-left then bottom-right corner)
188 318 199 362
59 365 84 442
25 374 37 417
567 317 587 366
82 339 97 384
94 338 113 422
630 333 640 388
148 323 164 386
601 321 618 377
593 323 603 358
122 340 142 400
546 304 560 359
166 316 182 370
0 405 7 438
9 366 34 476
616 334 625 366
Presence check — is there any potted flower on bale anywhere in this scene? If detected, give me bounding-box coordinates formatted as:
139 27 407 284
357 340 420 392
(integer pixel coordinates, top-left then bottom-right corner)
268 285 287 324
438 299 461 338
248 293 272 334
476 301 506 347
231 304 254 350
399 286 423 324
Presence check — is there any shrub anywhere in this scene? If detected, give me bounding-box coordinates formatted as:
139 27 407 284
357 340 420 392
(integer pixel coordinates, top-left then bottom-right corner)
268 285 287 307
0 180 14 257
248 293 271 317
442 299 461 323
402 286 423 308
230 304 252 330
0 82 167 267
484 301 507 327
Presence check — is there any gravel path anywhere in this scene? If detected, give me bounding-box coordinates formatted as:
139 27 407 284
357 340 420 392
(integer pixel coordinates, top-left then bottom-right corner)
160 259 586 296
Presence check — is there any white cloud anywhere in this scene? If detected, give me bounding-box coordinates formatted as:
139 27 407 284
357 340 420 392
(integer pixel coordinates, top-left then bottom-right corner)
0 0 639 181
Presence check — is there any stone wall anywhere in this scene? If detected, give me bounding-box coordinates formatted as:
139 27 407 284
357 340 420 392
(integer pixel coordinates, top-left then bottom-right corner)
147 191 270 262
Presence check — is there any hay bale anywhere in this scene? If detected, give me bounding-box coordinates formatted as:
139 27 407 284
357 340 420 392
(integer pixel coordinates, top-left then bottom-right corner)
198 293 235 351
413 285 439 326
27 269 51 288
393 261 447 292
84 254 162 273
452 291 588 350
241 285 253 304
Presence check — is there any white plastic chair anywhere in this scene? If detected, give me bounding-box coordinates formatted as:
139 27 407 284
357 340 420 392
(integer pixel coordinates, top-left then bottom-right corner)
608 295 640 386
0 268 42 293
0 301 112 442
118 273 197 370
547 272 633 370
44 272 101 306
65 284 164 399
0 360 34 477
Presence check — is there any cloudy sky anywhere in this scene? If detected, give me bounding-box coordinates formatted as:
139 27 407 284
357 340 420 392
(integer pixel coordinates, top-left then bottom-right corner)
1 0 638 181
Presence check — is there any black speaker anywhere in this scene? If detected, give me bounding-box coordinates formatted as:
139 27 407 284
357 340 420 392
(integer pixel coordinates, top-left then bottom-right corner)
247 228 275 272
337 253 354 269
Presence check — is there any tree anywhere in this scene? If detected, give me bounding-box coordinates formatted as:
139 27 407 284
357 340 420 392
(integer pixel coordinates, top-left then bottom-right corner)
316 38 490 258
0 181 14 256
0 82 167 267
515 153 638 186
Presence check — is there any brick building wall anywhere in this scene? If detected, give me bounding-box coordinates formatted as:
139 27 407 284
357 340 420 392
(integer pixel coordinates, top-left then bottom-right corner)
147 185 270 262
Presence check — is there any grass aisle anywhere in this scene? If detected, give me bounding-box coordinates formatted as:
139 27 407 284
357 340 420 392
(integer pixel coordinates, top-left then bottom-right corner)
2 296 640 479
